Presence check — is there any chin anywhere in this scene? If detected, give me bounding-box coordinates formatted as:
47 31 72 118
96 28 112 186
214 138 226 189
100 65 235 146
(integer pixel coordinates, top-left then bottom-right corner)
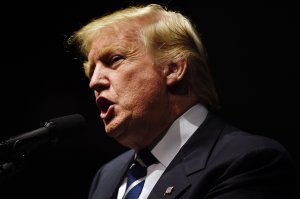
106 126 138 148
105 126 122 138
105 120 127 139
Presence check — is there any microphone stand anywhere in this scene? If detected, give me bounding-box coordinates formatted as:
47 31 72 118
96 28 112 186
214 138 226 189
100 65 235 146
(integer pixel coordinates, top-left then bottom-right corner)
0 137 58 185
0 150 28 185
0 113 86 184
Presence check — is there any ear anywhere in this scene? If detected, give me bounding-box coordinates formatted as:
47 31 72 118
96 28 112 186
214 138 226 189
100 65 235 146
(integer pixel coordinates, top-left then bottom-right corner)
164 58 187 86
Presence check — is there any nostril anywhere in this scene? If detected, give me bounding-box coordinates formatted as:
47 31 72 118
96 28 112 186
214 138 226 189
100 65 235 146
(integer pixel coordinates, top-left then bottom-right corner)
89 78 110 92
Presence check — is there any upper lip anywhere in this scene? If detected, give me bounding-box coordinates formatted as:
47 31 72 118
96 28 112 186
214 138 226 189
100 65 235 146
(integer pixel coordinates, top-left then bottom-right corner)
96 96 114 114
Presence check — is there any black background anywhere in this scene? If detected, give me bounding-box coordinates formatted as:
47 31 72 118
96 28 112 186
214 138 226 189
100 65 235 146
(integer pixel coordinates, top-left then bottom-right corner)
1 1 299 198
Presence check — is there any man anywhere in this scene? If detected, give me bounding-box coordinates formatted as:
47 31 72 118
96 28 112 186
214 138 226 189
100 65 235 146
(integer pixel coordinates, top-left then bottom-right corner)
69 4 295 199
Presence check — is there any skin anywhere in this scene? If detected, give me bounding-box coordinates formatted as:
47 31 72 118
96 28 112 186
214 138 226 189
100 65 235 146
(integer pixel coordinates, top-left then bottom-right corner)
87 23 196 150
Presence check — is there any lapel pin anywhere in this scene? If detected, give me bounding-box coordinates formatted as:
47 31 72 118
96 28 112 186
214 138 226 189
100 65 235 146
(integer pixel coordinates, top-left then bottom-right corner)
164 186 174 195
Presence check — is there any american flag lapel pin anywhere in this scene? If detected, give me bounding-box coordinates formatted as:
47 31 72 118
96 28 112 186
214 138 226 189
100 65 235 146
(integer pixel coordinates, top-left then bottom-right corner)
164 186 174 196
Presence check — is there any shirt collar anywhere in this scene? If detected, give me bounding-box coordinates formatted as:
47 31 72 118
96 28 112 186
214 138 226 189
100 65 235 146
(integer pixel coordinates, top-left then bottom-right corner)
151 103 208 167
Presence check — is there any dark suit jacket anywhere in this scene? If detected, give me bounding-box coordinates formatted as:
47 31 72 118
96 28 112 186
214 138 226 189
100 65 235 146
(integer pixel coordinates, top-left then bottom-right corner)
88 114 296 199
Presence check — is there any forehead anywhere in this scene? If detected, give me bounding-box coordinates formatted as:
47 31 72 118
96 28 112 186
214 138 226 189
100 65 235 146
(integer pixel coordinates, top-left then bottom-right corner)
88 24 143 59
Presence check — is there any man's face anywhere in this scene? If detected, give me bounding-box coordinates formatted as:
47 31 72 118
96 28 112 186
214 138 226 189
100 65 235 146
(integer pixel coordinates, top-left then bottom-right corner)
87 25 170 149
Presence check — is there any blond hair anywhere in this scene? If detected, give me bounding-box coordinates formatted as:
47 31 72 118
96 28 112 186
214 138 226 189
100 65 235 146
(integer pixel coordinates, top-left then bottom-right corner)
69 4 219 109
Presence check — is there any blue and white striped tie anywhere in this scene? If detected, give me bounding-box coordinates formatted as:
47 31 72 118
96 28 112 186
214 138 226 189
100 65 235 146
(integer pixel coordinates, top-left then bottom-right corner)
123 149 157 199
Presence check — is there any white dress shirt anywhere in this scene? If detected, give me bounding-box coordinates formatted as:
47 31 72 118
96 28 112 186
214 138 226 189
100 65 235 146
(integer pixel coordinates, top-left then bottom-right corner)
117 103 208 199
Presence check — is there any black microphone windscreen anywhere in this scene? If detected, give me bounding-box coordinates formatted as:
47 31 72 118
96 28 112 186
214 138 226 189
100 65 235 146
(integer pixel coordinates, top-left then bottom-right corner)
46 114 87 138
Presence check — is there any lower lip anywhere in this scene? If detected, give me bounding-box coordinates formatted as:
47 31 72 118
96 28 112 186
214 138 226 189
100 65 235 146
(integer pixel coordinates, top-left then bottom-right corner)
100 105 114 120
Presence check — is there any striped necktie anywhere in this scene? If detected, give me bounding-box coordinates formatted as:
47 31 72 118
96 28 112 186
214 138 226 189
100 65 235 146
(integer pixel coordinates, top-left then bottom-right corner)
123 149 157 199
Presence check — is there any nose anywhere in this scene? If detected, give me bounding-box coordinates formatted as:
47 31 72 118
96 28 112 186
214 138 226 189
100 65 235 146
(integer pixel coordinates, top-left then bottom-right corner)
89 65 110 93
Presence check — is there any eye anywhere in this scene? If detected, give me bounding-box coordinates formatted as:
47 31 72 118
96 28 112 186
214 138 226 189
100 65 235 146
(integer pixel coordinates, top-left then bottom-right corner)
109 55 124 67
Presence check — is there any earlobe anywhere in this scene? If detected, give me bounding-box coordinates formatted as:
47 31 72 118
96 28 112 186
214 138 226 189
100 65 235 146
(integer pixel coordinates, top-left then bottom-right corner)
165 58 187 86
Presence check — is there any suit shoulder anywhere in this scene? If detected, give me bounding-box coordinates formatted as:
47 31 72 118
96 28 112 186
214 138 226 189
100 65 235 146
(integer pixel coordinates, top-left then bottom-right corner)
203 114 291 159
221 125 288 154
206 114 287 151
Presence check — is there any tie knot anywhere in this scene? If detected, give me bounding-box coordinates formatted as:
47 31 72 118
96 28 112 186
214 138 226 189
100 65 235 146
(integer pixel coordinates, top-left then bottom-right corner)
135 149 158 168
123 149 157 199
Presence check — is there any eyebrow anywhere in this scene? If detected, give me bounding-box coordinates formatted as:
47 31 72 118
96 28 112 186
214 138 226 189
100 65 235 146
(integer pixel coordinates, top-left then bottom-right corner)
84 45 129 78
91 45 128 62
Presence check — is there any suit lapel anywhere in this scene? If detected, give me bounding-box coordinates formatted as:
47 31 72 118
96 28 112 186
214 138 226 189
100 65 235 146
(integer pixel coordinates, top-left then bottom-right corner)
180 114 225 175
148 163 190 199
149 114 225 198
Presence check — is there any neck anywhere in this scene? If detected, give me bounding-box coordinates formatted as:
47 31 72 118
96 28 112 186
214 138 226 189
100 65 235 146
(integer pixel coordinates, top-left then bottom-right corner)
145 95 199 150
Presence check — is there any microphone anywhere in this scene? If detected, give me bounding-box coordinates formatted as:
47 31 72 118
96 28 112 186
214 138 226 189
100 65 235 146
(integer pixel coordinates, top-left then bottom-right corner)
0 114 86 164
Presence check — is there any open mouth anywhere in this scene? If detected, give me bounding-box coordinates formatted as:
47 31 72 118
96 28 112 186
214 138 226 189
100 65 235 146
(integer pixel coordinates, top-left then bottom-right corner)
97 97 114 120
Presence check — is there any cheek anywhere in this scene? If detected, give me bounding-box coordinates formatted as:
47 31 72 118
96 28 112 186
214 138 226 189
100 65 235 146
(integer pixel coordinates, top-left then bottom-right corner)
116 73 165 109
137 82 165 113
